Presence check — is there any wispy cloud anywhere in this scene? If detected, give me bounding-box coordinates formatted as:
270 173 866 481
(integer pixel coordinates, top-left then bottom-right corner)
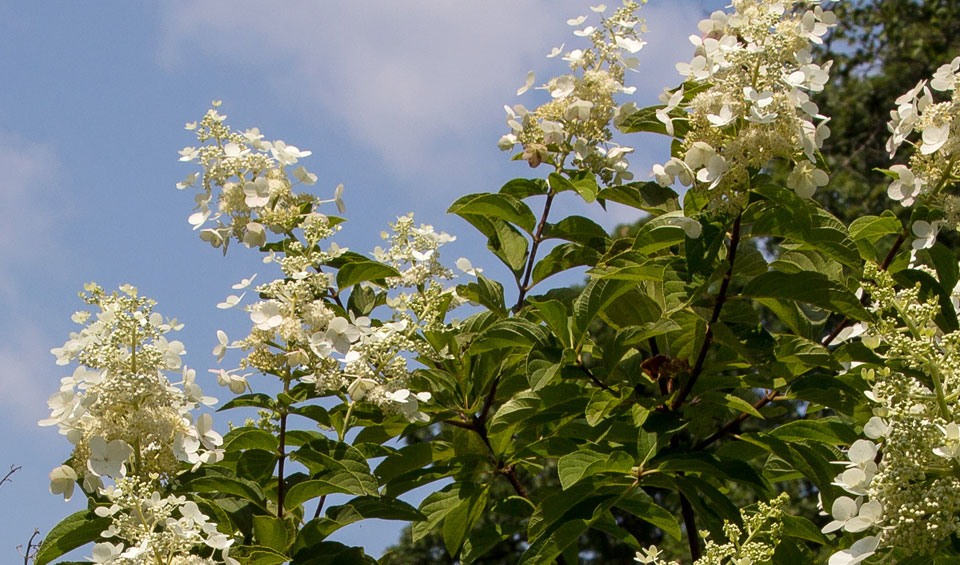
159 2 707 184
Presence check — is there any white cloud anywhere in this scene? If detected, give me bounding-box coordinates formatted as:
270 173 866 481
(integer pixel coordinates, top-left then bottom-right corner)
158 1 708 181
0 326 57 427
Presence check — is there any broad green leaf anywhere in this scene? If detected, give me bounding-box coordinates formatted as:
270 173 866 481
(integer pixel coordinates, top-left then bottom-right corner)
781 514 830 545
229 545 291 565
585 388 621 426
223 427 279 452
543 215 609 250
768 419 859 445
292 541 376 564
456 275 507 317
219 393 275 411
284 479 359 511
413 484 469 542
615 489 682 541
617 104 689 137
336 261 400 289
468 318 549 354
185 476 269 510
572 278 634 344
34 511 110 565
849 212 902 243
442 485 490 557
529 298 571 347
557 448 634 489
742 270 871 320
499 177 548 199
531 242 601 285
253 514 291 553
448 192 537 234
697 391 763 419
596 181 680 215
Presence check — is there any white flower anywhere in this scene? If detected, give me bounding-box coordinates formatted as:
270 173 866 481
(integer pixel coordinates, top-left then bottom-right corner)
635 545 663 563
911 219 942 250
456 257 483 276
243 221 266 248
217 294 244 310
863 416 888 440
87 437 132 479
270 140 311 165
243 177 270 208
90 541 124 564
251 301 284 331
517 71 535 96
933 422 960 459
212 330 230 361
326 317 361 354
887 164 923 206
920 123 950 155
385 389 432 422
787 161 828 198
232 274 257 290
196 413 223 450
49 465 77 501
828 536 879 565
178 147 199 162
293 165 318 185
822 497 883 534
211 368 248 395
707 104 735 127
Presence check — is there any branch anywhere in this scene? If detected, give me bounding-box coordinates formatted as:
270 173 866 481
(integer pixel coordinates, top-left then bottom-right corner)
514 191 556 312
698 232 907 450
679 493 702 561
0 464 21 488
577 363 612 392
673 213 743 409
18 529 40 565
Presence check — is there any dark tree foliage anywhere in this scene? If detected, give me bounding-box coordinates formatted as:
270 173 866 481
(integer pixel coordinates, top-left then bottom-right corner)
815 0 960 221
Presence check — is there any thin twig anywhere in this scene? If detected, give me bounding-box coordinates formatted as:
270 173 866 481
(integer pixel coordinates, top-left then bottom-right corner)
514 192 557 312
0 465 21 488
313 494 327 520
673 213 743 410
577 364 612 392
18 529 40 565
679 493 701 561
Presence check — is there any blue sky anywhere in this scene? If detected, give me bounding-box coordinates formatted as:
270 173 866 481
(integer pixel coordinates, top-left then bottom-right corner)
0 1 724 560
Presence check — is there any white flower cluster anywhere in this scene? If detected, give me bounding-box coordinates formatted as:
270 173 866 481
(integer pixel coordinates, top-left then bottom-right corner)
825 263 960 560
886 57 960 230
43 283 222 492
42 284 233 563
177 101 343 254
634 493 789 565
651 0 836 204
215 214 460 423
499 1 646 184
89 477 238 565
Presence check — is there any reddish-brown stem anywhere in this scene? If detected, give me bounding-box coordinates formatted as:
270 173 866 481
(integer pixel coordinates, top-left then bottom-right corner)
673 213 742 410
313 494 327 520
514 191 556 313
679 493 701 560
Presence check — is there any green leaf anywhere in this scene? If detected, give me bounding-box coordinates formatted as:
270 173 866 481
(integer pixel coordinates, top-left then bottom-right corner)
468 318 549 354
413 484 468 542
531 242 601 285
697 391 763 419
185 476 269 510
548 172 578 194
219 393 275 411
456 275 507 317
336 261 400 289
572 278 634 344
284 479 359 511
596 181 680 215
499 177 548 199
849 212 903 243
617 104 689 137
781 514 830 545
253 514 291 553
223 427 280 452
615 490 682 541
230 545 292 565
557 448 634 489
742 270 871 320
585 389 621 426
544 215 610 250
448 192 538 234
442 485 490 557
768 419 859 445
291 541 376 565
34 511 110 565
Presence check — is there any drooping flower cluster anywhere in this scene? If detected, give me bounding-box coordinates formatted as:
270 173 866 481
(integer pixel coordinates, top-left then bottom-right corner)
42 284 234 563
499 1 646 184
177 100 342 254
651 0 836 204
885 57 960 229
825 263 960 560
